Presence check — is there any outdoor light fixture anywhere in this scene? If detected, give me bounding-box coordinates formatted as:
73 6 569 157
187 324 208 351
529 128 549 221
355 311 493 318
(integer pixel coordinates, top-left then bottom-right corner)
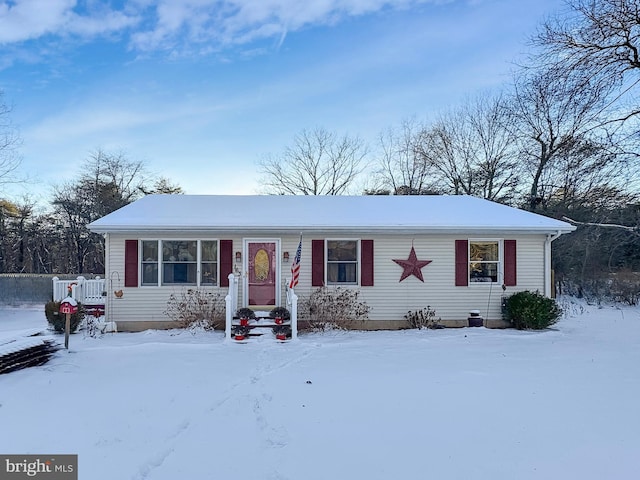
283 251 290 262
235 251 242 263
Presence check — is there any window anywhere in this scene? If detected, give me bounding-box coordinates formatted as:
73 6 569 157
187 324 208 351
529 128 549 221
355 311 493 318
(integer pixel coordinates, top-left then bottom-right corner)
469 241 499 283
200 241 218 285
162 241 197 285
141 241 159 286
140 240 218 286
327 240 358 285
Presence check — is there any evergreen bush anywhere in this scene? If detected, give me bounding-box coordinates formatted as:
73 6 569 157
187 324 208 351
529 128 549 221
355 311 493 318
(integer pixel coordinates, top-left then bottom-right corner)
502 290 561 330
45 300 85 333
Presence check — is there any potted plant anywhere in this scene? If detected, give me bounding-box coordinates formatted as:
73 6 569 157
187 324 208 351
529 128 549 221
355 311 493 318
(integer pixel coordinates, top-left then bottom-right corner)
272 325 291 341
235 307 256 326
269 306 290 325
232 325 250 341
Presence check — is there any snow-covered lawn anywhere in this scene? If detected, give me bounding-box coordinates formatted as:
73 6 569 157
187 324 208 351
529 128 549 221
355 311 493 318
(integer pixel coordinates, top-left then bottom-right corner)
1 299 639 480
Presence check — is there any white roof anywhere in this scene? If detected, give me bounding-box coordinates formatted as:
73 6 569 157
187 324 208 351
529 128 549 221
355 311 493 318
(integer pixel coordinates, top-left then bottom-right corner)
87 194 575 235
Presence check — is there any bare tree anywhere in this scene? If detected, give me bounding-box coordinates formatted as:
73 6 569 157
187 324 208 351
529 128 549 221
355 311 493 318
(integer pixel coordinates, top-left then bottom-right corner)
409 93 520 202
0 199 18 272
508 67 623 211
84 150 148 207
0 91 21 186
52 150 180 273
373 118 440 195
533 0 640 125
258 127 367 195
463 93 521 202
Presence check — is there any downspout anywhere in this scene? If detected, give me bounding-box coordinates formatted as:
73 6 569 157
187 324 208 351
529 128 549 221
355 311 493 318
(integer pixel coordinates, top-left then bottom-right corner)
544 230 562 298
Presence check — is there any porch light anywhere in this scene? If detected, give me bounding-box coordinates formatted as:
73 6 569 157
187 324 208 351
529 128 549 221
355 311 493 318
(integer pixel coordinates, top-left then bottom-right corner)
283 251 290 262
235 251 242 263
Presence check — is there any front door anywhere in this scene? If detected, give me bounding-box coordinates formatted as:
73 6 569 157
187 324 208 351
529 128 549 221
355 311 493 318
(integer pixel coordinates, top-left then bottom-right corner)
246 241 278 307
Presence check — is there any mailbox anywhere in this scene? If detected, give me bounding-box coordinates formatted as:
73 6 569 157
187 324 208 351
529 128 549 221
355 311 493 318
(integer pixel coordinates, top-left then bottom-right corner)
59 298 78 315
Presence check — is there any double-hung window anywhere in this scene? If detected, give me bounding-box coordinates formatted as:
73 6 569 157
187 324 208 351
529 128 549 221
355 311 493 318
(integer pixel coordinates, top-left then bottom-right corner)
200 241 218 286
142 241 160 286
162 240 197 285
326 240 358 285
469 240 499 283
140 240 218 286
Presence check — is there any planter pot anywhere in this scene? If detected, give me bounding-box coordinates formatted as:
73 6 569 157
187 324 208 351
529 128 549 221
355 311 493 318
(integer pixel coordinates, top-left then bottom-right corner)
276 334 287 341
240 318 249 326
275 317 283 325
234 334 245 341
468 310 484 327
468 317 483 327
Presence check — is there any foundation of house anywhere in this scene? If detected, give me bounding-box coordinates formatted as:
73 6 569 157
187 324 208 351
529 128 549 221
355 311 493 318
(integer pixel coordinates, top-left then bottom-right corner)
112 318 512 332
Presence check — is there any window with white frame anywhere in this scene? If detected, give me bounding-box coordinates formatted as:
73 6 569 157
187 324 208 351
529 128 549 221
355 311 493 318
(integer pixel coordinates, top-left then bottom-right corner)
162 240 197 285
141 240 218 286
141 240 159 286
200 241 218 285
469 240 500 283
327 240 358 285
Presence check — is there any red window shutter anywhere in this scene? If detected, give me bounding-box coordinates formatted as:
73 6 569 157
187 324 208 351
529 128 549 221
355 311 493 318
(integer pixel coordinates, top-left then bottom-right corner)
220 240 233 287
124 240 138 287
360 239 374 286
455 240 468 286
504 240 517 286
312 240 325 287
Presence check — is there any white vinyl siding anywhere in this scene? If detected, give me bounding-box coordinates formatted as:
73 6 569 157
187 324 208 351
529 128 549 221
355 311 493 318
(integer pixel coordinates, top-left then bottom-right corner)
105 233 546 327
287 234 545 325
106 234 231 324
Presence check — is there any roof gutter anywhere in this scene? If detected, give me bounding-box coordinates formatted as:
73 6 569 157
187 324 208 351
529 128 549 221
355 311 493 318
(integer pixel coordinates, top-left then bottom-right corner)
87 224 576 235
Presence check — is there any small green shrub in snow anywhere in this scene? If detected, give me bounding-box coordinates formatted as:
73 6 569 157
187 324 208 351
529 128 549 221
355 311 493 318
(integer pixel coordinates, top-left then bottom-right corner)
502 290 561 330
45 300 85 333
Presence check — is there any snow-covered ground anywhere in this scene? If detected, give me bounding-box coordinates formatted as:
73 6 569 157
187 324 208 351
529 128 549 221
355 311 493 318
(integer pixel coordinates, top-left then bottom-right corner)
1 298 639 480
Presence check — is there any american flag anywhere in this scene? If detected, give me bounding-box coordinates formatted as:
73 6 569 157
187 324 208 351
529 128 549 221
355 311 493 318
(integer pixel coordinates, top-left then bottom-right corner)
289 235 302 289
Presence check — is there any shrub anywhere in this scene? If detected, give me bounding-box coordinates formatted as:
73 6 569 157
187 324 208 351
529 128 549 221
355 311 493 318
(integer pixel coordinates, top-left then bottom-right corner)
164 289 225 330
502 290 561 330
404 306 442 329
299 286 370 331
609 270 640 306
45 301 85 333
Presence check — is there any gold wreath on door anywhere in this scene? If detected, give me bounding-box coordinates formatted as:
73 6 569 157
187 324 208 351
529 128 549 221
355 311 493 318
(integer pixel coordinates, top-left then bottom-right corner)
254 248 270 281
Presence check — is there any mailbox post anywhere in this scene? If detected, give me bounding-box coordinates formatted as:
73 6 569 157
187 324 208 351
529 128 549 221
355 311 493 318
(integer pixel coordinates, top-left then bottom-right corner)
59 297 78 349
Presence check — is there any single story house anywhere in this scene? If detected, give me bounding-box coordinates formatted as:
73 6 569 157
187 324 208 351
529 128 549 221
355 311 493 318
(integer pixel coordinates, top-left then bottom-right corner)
87 194 575 331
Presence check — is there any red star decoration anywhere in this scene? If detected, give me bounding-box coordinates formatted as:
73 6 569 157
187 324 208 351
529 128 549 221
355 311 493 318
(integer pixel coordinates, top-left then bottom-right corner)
393 246 432 282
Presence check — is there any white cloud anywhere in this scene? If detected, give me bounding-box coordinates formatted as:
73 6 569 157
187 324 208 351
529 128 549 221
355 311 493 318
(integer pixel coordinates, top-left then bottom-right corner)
0 0 442 55
0 0 75 43
0 0 138 44
129 0 438 52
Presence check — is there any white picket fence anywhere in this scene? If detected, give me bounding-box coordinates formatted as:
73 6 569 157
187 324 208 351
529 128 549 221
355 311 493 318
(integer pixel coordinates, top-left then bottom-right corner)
52 276 106 305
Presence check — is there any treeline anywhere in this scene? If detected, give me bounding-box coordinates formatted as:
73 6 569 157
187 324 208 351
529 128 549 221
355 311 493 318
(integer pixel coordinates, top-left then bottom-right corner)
0 151 182 275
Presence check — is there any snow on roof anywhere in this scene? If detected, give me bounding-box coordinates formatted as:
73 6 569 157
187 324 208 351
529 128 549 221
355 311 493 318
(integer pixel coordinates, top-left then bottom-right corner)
87 194 575 234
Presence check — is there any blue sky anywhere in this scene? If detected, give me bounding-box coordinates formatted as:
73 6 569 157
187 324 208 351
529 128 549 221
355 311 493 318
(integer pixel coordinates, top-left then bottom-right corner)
0 0 564 203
